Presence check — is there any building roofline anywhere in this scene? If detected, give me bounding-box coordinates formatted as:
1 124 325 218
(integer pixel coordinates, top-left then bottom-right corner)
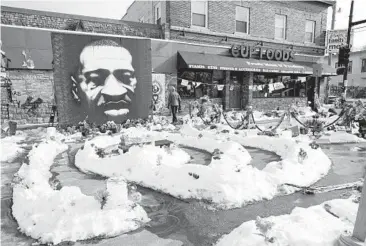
2 24 324 59
315 0 336 6
1 6 158 29
122 0 137 19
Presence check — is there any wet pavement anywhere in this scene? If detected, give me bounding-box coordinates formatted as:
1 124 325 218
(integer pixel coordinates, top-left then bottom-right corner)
1 131 366 246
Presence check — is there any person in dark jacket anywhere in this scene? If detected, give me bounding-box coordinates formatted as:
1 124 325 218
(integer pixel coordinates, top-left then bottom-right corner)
167 87 181 123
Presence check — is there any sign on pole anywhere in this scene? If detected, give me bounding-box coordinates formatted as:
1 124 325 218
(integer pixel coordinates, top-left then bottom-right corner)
326 29 348 55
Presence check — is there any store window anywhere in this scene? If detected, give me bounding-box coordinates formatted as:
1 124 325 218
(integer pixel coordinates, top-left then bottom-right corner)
275 14 287 40
236 6 249 34
177 70 225 99
252 74 307 98
305 20 315 43
155 3 161 25
362 59 366 73
191 1 207 27
335 62 338 68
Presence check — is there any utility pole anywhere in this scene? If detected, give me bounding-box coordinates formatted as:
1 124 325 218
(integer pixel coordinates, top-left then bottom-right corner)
342 0 354 100
340 0 366 102
325 3 337 104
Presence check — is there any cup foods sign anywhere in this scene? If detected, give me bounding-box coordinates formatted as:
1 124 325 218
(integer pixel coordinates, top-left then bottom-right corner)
326 30 347 54
230 44 295 62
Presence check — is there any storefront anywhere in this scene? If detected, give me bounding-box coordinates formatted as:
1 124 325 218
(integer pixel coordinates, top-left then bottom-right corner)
151 39 336 112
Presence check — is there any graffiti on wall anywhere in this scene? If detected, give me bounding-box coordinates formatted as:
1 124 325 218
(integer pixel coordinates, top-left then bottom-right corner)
21 50 35 69
152 74 165 111
21 96 44 115
51 34 152 124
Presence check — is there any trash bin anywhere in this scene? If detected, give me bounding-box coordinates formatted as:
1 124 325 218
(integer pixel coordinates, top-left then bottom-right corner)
8 121 17 136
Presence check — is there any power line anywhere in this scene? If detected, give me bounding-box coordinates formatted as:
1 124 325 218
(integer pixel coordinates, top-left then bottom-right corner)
352 25 366 31
353 29 366 33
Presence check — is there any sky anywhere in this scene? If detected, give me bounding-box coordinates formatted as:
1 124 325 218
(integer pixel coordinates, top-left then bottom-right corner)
327 0 366 50
2 0 366 49
2 0 135 19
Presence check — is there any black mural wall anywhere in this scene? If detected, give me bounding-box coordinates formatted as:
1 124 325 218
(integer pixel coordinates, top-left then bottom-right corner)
51 33 152 125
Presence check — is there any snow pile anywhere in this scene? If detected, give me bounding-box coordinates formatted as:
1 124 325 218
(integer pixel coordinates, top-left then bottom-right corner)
183 125 332 191
1 133 26 162
215 197 360 246
318 131 366 144
76 132 280 208
148 115 177 131
12 128 149 244
292 105 316 118
75 124 331 209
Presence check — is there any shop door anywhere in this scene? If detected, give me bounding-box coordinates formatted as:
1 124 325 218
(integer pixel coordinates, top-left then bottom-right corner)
229 84 242 109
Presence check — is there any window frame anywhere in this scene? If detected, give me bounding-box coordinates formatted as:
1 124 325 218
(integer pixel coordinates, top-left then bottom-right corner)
305 20 316 43
235 6 250 34
361 59 366 73
348 60 352 73
191 0 208 28
275 14 287 40
154 2 161 25
139 16 145 23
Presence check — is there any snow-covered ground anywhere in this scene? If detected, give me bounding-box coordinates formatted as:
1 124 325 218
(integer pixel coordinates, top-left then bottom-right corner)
215 196 363 246
11 128 149 245
317 131 366 144
1 133 26 162
75 124 332 209
7 110 365 244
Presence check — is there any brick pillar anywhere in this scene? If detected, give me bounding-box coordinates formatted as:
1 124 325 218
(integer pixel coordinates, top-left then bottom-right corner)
224 71 230 110
242 72 253 109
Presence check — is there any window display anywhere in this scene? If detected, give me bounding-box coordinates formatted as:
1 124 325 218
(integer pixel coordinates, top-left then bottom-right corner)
252 74 307 98
177 70 225 99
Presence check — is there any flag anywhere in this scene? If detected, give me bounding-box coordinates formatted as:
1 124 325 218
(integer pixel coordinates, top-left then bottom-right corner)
273 82 285 90
195 82 202 88
181 79 189 86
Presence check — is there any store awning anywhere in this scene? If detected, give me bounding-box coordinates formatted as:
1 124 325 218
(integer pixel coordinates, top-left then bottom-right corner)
178 51 336 76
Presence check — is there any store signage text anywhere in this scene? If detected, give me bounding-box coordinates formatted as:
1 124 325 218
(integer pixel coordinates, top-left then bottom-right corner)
326 30 347 53
230 44 295 62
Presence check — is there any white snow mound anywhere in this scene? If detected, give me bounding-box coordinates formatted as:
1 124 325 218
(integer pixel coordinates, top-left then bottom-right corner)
12 128 149 245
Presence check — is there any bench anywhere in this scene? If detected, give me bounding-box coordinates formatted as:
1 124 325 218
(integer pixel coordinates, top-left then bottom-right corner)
118 139 173 153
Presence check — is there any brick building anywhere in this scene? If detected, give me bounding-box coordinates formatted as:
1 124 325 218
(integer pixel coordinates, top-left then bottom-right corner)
123 0 336 111
1 6 162 125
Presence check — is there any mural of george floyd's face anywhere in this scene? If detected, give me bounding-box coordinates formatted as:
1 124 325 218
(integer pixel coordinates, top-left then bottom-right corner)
71 40 137 124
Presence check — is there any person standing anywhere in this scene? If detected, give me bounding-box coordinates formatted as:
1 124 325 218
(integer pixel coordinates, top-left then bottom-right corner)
167 87 181 123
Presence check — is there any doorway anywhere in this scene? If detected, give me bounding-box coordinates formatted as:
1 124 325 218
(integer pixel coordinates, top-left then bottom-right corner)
306 77 319 111
228 73 242 109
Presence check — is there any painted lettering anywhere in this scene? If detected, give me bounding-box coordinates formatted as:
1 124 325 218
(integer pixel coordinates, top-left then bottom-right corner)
189 64 206 69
